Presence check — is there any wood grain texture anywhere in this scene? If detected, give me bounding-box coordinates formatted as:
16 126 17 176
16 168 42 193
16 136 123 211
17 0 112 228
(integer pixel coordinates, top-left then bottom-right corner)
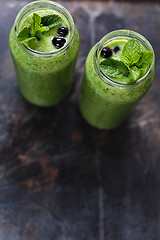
0 0 160 239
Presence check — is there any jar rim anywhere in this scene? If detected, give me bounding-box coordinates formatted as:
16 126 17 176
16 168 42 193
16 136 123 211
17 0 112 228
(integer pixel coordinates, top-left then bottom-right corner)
14 0 75 57
94 29 155 88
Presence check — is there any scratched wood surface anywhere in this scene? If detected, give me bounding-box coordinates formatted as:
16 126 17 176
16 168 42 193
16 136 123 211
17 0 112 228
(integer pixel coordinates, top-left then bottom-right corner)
0 0 160 239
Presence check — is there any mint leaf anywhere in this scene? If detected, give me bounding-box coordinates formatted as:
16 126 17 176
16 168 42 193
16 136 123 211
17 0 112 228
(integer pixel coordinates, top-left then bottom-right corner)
17 26 36 43
135 50 153 69
129 66 141 81
100 59 130 79
41 14 62 28
32 13 41 35
32 13 49 36
121 39 141 67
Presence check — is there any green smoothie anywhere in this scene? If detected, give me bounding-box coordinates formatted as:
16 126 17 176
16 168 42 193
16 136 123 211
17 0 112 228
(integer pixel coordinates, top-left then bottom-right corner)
79 30 155 129
9 1 79 106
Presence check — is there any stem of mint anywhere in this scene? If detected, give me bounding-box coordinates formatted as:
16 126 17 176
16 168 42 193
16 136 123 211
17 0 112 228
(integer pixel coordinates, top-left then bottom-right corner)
17 13 62 43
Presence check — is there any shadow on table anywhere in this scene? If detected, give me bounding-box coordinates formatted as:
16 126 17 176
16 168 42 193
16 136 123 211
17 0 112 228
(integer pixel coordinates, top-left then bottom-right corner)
1 93 160 239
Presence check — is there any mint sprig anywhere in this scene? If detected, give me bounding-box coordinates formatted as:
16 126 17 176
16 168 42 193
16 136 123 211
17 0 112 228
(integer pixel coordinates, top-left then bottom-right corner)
100 39 153 82
121 39 153 81
17 13 62 43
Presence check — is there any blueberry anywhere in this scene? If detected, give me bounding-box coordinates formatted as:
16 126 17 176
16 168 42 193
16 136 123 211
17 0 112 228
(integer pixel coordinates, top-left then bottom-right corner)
101 47 112 58
57 26 69 37
114 46 120 53
52 37 66 49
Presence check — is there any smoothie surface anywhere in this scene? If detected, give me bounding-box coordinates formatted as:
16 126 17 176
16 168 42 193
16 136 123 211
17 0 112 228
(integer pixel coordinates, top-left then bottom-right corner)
18 9 70 52
99 40 127 62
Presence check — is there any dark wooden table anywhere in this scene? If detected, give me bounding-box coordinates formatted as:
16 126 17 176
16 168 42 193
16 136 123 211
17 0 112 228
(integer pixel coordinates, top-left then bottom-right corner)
0 0 160 239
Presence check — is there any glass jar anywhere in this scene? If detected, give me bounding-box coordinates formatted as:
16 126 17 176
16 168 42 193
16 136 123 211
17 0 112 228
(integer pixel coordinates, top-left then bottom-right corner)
9 1 79 107
79 30 155 129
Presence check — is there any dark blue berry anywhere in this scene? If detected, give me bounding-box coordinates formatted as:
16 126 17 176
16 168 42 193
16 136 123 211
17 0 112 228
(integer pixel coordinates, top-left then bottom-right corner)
101 47 112 58
52 37 66 49
57 26 69 37
114 46 120 53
